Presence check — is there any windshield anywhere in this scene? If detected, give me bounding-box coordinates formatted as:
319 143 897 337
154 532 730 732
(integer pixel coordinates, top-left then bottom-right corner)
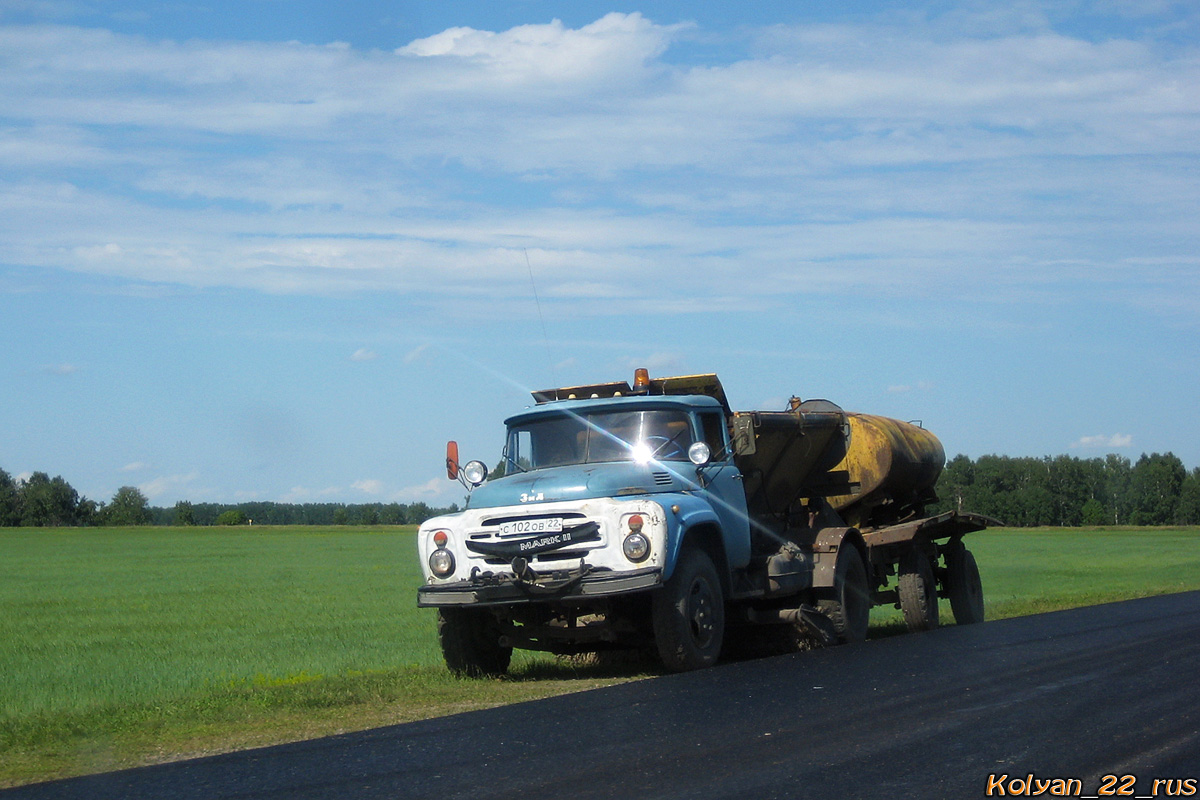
503 409 695 472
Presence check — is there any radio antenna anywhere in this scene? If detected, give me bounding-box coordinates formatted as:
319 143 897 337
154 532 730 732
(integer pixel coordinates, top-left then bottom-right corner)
524 248 556 383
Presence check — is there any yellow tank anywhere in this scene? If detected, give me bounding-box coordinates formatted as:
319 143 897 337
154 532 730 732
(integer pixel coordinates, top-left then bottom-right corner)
827 414 946 529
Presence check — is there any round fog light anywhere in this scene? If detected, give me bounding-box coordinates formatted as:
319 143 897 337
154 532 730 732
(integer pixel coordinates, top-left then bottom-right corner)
429 548 455 577
622 532 650 562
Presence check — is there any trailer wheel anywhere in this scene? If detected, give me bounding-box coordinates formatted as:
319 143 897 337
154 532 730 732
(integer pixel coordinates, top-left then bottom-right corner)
437 608 512 677
898 548 939 632
653 547 725 671
817 546 870 644
944 542 985 625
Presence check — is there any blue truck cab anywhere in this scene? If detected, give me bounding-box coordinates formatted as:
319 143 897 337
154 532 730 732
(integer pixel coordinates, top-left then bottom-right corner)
418 371 990 674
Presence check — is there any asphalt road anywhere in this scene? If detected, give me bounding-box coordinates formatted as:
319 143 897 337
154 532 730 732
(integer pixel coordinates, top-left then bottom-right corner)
8 592 1200 800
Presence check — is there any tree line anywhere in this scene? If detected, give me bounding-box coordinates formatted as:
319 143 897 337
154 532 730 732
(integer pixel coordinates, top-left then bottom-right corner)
0 468 458 528
5 452 1199 529
928 452 1200 526
155 500 459 527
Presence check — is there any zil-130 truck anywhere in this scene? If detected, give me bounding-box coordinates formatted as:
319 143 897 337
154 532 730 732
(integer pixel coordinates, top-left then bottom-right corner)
417 370 992 674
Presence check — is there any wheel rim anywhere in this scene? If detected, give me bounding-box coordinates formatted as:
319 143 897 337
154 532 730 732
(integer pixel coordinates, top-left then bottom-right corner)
687 577 716 649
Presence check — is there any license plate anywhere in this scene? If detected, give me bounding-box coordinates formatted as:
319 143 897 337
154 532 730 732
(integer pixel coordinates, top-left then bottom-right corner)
497 518 564 537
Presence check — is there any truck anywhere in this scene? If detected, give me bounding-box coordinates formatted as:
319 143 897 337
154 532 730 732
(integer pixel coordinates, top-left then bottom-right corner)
417 370 993 674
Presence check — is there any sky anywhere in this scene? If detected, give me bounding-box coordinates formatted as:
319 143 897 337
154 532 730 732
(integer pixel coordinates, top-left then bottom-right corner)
1 0 1198 508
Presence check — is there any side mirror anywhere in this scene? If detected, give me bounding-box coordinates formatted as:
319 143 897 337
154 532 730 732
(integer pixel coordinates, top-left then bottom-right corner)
731 415 757 456
688 441 712 466
446 441 460 480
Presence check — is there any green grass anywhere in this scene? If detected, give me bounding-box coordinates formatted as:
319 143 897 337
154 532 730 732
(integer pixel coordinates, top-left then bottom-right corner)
0 526 638 787
974 527 1200 614
3 525 1199 787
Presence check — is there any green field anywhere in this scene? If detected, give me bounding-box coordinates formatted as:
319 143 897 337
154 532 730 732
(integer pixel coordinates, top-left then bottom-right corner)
2 525 1199 787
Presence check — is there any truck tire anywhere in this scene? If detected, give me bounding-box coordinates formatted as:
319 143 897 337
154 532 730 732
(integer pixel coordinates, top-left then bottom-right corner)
898 547 939 632
944 542 985 625
653 547 725 672
437 608 512 677
817 546 870 644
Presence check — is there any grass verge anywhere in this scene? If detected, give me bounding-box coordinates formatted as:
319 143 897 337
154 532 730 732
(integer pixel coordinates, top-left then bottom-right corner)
3 525 1198 787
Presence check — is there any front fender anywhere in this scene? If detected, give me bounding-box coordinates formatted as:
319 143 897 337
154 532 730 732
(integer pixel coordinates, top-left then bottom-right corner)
660 494 723 582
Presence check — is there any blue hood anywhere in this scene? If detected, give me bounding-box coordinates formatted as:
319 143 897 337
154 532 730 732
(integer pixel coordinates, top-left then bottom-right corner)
468 462 697 509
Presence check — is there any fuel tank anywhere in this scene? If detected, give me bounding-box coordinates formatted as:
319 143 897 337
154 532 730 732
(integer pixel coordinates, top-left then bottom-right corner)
827 414 946 528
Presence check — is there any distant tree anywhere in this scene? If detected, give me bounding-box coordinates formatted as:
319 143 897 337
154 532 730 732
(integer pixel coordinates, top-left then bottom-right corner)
380 503 406 525
1104 454 1133 524
215 509 247 526
18 472 80 527
332 507 349 525
1129 453 1185 525
1045 455 1092 526
0 469 18 527
76 497 100 526
104 486 151 526
1080 498 1108 526
174 500 196 526
1018 484 1056 528
932 454 973 515
408 502 432 524
1177 469 1200 526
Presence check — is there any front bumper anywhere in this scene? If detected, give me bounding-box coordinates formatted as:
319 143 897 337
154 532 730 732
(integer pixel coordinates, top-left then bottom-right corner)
416 565 662 607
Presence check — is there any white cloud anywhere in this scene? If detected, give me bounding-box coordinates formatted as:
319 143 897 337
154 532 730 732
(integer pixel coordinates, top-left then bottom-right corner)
398 13 677 87
120 461 147 472
139 472 200 500
621 353 683 373
404 343 429 364
399 477 452 501
0 10 1195 321
40 363 78 375
352 478 384 495
1071 434 1134 449
350 348 377 362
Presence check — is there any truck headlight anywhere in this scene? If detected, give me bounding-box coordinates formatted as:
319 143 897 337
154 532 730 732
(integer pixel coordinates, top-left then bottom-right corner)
622 532 650 562
429 547 456 577
428 531 455 577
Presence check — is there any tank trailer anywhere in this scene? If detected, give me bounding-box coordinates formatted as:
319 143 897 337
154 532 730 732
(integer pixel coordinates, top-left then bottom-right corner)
418 371 992 674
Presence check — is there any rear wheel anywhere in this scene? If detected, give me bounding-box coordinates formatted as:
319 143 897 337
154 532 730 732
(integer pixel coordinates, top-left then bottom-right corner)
898 547 939 632
944 542 985 625
653 547 725 671
818 545 871 643
438 608 512 677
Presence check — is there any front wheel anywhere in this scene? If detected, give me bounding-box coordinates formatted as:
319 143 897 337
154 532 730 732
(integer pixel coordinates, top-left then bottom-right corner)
437 608 512 677
653 547 725 671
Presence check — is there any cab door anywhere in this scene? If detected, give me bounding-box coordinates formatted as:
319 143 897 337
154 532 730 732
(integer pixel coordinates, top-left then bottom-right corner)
696 411 751 569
